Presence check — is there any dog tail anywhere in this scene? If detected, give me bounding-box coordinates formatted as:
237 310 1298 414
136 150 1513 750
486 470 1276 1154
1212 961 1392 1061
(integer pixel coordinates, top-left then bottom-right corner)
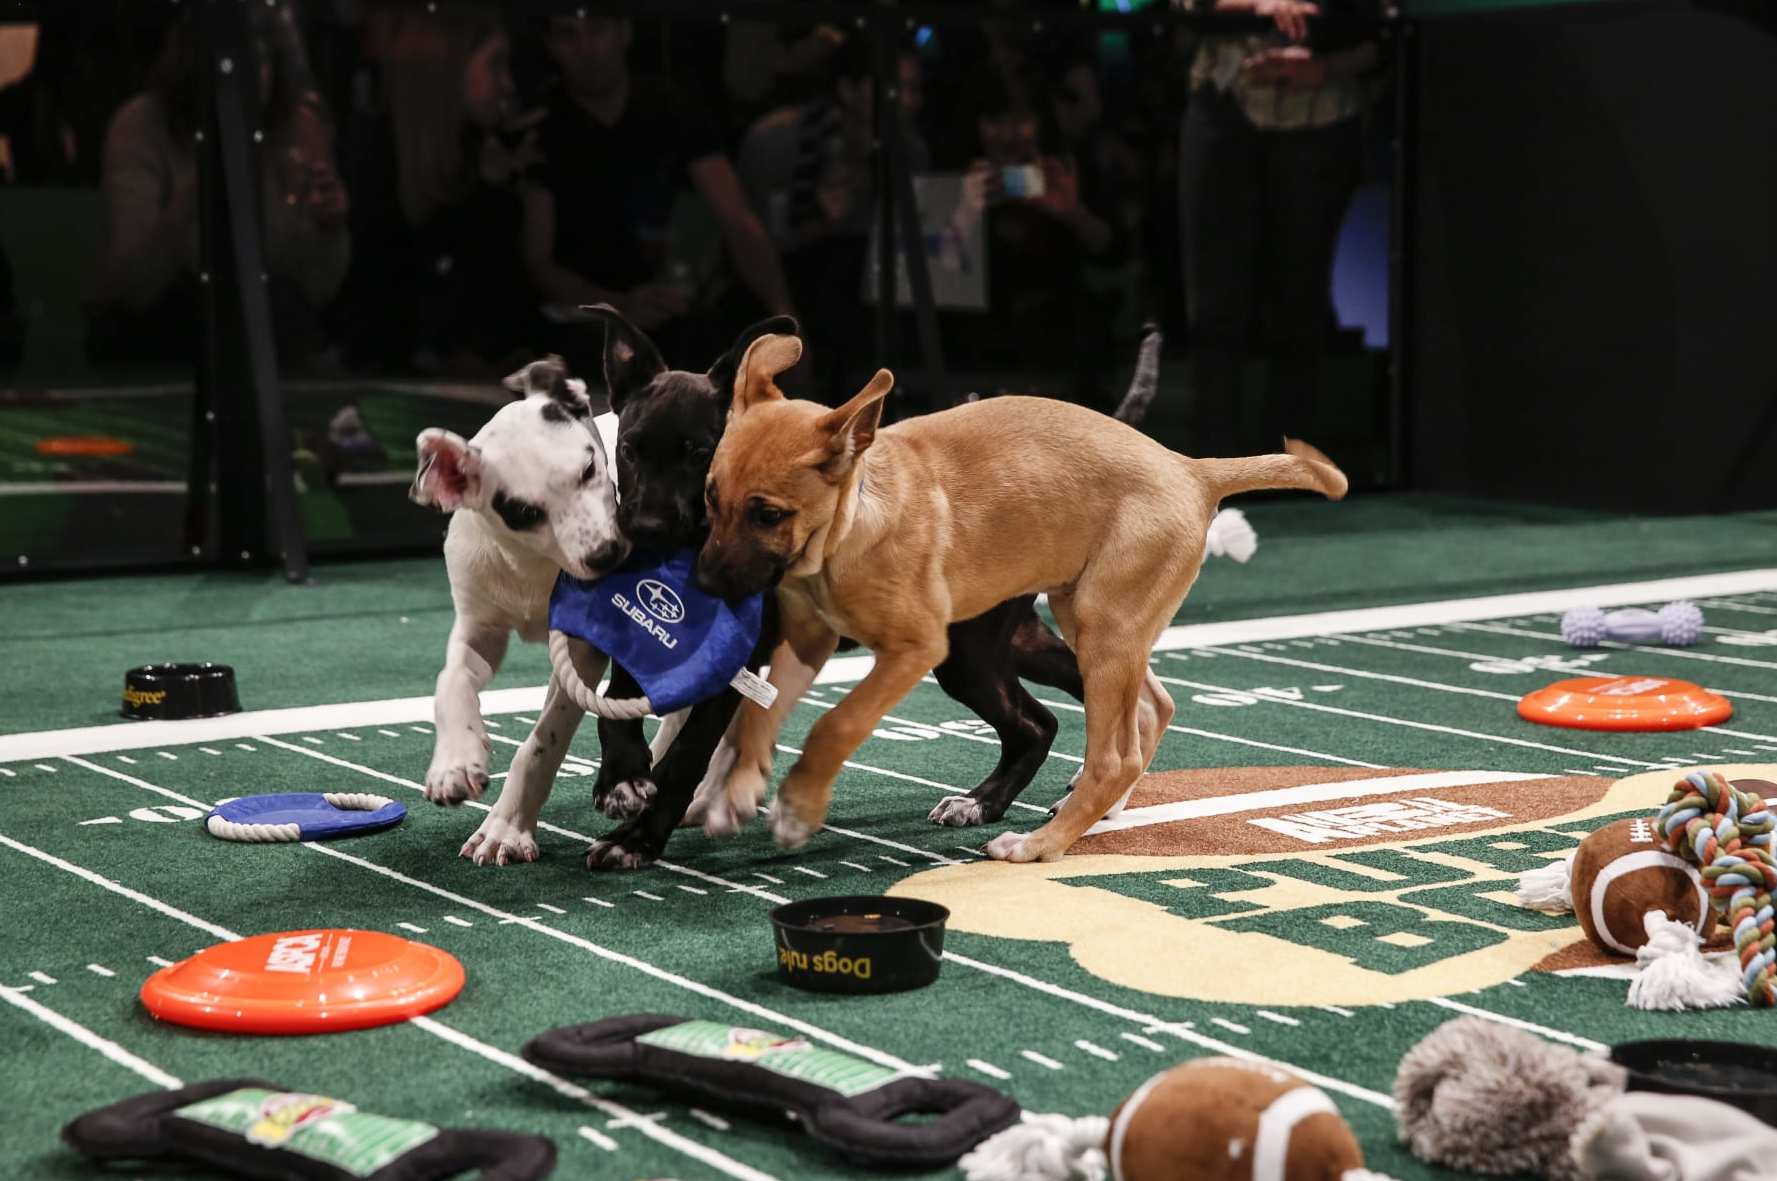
1190 439 1349 503
1111 322 1163 427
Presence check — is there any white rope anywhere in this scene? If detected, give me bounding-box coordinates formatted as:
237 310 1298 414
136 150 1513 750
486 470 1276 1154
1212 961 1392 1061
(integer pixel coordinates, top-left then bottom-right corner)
205 817 301 842
547 631 657 720
322 792 395 812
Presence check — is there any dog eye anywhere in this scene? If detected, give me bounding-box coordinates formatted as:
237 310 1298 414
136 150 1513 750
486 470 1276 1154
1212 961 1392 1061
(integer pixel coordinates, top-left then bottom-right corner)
684 439 712 461
748 501 790 528
704 483 719 511
617 440 635 464
581 458 599 484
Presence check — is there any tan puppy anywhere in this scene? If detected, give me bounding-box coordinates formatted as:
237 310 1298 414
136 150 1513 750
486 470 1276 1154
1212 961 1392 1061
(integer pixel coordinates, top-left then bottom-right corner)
694 335 1348 862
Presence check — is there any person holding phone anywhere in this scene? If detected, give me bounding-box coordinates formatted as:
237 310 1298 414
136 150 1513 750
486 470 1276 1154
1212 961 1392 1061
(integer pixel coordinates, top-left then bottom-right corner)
1177 0 1381 453
954 66 1124 398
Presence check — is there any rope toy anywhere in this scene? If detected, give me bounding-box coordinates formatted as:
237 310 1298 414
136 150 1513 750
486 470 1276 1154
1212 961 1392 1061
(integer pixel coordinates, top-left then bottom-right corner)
546 631 654 719
1657 770 1777 1006
203 793 403 843
1560 601 1703 648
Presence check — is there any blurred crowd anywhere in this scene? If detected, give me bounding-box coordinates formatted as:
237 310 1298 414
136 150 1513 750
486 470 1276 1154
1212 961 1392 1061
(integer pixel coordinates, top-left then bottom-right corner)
0 0 1386 447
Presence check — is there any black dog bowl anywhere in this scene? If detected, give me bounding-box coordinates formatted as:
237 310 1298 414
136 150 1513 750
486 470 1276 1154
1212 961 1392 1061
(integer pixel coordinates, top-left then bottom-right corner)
1611 1040 1777 1127
769 895 949 994
121 663 241 721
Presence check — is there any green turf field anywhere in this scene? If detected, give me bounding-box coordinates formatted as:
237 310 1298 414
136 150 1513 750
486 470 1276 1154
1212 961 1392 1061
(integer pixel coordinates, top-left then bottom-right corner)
4 507 1777 1180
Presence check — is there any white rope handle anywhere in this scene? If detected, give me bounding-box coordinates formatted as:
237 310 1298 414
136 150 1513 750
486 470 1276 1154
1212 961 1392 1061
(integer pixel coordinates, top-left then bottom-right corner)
205 817 301 842
322 792 396 811
547 630 657 719
205 792 398 843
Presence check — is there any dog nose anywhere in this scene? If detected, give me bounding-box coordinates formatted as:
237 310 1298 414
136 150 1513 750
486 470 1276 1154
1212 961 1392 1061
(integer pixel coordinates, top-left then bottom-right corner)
586 539 628 574
692 556 725 597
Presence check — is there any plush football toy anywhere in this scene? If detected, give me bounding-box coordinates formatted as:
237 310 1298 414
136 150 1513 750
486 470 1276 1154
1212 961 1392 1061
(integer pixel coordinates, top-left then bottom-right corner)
959 1057 1395 1181
1568 816 1710 955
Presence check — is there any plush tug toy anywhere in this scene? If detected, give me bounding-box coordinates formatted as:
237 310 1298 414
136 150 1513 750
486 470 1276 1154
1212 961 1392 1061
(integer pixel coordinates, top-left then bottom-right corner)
959 1057 1397 1181
1514 772 1775 1010
1395 1019 1777 1181
545 549 775 719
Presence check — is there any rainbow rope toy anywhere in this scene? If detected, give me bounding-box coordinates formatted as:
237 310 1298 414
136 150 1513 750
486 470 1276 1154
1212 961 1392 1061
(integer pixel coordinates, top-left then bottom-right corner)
1656 771 1777 1006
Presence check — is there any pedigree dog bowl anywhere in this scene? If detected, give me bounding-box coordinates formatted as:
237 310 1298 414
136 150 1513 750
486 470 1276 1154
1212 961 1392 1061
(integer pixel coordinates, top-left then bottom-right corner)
1610 1040 1777 1127
122 663 241 721
769 895 949 994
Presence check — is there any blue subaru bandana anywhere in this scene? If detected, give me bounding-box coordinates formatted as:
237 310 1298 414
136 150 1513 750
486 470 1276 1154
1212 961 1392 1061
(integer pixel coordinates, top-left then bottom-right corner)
549 549 765 715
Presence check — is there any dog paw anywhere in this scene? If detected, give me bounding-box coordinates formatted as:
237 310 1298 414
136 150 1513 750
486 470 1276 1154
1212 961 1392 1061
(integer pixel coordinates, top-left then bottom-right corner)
460 813 539 867
700 793 752 837
768 799 818 850
599 778 656 820
425 753 489 805
929 796 985 827
984 831 1036 862
584 838 656 872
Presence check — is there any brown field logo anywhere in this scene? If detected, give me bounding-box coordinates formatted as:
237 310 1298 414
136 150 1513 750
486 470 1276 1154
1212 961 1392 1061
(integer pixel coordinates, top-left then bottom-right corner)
894 764 1771 1006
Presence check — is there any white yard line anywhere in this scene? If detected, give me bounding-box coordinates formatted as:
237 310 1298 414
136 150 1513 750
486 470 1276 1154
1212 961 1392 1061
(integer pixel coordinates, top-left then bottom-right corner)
1424 997 1605 1052
1457 621 1777 674
1152 672 1666 770
15 568 1775 762
0 985 182 1089
1084 769 1547 835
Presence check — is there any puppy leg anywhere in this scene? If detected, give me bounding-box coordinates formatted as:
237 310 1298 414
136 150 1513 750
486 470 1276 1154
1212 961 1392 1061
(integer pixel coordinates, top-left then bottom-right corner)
770 639 945 848
1011 603 1084 700
928 604 1059 826
592 663 656 820
705 620 837 836
425 624 509 804
461 672 586 865
586 691 743 870
986 649 1148 863
650 708 690 766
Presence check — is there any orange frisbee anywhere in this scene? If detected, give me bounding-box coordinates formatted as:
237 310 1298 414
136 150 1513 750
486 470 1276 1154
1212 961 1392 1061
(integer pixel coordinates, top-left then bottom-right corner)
34 435 134 457
140 929 464 1035
1517 675 1732 732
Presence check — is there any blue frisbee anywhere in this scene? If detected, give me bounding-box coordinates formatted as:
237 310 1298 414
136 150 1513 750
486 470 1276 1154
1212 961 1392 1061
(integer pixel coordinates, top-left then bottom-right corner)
204 792 406 843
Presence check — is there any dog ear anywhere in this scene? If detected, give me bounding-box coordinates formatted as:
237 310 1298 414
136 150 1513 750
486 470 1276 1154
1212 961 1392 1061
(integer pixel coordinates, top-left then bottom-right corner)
580 303 666 413
708 314 799 399
410 428 481 511
814 368 893 478
732 333 803 418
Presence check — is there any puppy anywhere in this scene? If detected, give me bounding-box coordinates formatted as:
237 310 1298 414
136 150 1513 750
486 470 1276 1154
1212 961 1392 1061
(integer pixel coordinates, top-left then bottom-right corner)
687 327 1172 834
695 335 1347 863
570 306 799 869
410 356 636 865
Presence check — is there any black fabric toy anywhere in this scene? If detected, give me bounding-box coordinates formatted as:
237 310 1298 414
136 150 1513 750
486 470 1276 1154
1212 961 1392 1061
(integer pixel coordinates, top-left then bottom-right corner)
62 1079 554 1180
523 1015 1020 1170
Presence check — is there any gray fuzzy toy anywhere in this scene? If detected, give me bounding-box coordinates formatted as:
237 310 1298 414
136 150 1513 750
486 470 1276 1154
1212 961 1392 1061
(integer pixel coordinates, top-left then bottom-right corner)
1395 1018 1624 1181
1395 1018 1777 1181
